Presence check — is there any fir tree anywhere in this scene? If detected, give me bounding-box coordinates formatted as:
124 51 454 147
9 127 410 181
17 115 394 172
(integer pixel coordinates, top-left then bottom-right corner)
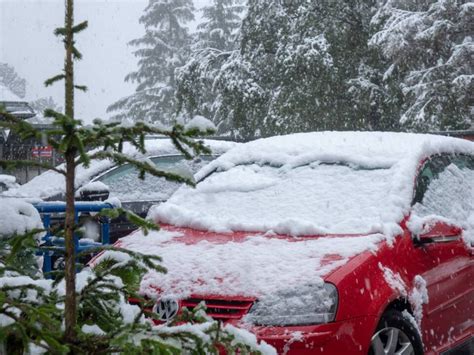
30 96 63 116
108 0 195 125
365 0 473 131
0 62 27 99
208 0 380 139
176 0 244 132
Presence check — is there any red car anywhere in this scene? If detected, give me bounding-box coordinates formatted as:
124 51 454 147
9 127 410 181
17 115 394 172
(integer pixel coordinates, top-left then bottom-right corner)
115 132 473 354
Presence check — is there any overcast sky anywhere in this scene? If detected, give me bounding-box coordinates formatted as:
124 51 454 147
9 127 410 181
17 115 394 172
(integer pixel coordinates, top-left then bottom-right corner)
0 0 209 122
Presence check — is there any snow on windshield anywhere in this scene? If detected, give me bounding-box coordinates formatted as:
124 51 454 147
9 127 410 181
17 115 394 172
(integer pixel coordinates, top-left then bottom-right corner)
152 161 398 236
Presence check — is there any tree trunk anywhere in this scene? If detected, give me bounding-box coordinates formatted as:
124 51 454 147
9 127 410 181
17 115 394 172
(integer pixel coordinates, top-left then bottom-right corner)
64 0 77 344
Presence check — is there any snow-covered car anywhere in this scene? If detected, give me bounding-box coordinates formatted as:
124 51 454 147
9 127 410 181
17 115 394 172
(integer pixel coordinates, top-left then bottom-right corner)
4 138 236 241
110 132 474 354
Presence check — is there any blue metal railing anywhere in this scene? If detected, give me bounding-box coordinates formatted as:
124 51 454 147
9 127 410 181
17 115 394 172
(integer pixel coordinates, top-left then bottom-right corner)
34 201 113 276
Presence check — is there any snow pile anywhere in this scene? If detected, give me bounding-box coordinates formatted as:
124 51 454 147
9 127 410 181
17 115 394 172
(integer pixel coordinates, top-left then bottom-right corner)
75 181 110 197
0 174 17 186
151 322 276 355
379 263 407 297
116 228 385 299
4 139 236 200
151 132 473 237
0 174 18 191
0 275 53 327
184 115 216 133
409 275 429 329
81 324 106 336
223 324 276 355
379 264 429 331
0 198 44 238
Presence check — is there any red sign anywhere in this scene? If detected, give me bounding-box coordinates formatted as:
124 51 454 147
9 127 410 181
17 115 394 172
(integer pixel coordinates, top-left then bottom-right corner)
31 146 53 158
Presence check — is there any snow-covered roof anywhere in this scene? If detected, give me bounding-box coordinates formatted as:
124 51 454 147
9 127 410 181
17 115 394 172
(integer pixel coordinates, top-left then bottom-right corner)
25 115 55 125
4 138 237 200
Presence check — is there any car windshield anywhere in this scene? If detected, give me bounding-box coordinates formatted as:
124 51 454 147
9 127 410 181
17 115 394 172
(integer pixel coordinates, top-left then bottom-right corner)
94 155 214 201
156 161 397 235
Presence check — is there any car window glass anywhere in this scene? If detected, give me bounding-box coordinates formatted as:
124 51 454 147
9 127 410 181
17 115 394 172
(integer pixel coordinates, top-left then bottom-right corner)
412 155 474 225
412 155 448 205
94 155 214 201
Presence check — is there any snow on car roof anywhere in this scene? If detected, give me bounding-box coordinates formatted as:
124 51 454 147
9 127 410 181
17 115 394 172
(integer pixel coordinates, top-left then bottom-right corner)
4 139 237 200
195 131 474 181
151 132 473 237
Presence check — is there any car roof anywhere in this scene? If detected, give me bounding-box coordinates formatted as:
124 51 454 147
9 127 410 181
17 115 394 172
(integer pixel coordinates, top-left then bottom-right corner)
196 131 474 181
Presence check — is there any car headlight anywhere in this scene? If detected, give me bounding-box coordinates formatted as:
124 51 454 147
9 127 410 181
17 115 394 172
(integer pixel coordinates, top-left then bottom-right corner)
245 283 338 326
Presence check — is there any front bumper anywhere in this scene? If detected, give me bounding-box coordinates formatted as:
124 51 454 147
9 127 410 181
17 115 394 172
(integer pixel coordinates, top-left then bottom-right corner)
246 315 378 354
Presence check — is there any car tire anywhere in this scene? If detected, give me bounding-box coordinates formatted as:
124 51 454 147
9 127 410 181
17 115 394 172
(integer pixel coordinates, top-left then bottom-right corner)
369 309 423 355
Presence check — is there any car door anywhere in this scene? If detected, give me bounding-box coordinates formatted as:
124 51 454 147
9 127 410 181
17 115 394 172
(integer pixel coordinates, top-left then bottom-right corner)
409 154 474 352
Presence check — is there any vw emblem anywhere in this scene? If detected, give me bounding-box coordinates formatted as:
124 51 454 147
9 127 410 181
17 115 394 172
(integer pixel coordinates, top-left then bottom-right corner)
153 299 180 322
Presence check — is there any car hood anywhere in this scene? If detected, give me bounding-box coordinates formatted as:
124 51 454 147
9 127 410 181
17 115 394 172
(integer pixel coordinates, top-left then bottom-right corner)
111 226 386 299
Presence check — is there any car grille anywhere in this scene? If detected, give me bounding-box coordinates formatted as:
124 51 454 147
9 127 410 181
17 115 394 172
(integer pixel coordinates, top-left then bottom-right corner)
181 297 255 322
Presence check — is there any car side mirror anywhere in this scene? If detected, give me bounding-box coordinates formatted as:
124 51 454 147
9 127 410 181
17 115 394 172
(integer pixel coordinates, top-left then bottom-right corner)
415 221 463 244
77 182 110 202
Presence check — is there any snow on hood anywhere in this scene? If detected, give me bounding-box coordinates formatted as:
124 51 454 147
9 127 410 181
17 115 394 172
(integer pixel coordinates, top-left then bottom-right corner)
111 228 385 299
151 132 473 237
4 139 237 200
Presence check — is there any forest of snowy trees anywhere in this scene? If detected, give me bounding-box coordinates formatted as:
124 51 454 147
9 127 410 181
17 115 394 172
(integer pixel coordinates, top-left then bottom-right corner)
3 1 470 139
107 0 473 140
57 0 470 139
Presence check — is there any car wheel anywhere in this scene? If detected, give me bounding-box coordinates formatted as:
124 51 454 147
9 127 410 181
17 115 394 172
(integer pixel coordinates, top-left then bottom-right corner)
369 310 423 355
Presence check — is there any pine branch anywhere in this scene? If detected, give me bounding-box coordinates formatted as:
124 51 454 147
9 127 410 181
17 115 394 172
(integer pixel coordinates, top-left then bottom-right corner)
74 85 88 92
71 21 88 33
45 74 66 87
72 45 83 60
54 27 67 37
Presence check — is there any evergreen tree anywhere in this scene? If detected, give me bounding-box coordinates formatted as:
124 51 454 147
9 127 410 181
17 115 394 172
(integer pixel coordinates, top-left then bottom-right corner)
0 1 269 352
365 0 473 131
30 96 63 116
0 63 27 99
108 0 195 125
176 0 244 133
208 0 380 139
